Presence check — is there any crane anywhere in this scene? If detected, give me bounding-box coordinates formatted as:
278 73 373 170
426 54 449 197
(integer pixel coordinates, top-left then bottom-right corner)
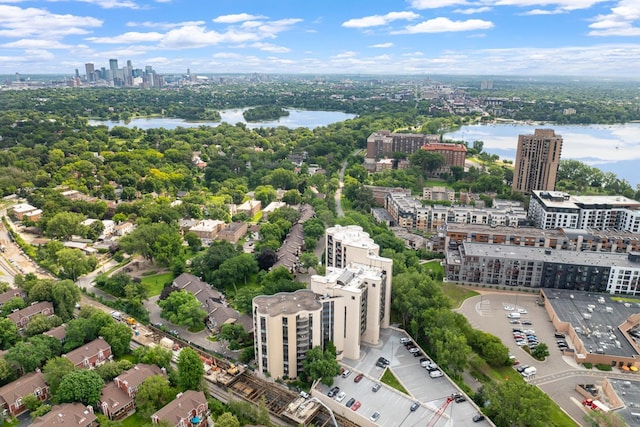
426 395 454 427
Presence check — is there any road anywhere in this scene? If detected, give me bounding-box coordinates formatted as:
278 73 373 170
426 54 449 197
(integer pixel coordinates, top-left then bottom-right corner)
335 159 346 218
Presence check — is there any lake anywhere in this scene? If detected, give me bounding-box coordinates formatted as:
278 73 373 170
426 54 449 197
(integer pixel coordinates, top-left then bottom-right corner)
88 108 356 131
445 123 640 187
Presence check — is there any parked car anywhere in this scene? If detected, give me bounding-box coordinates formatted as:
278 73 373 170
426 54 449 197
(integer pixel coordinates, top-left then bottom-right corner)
409 347 420 354
370 411 381 422
429 370 444 378
351 401 361 411
554 332 566 339
372 383 381 392
354 374 364 383
413 351 423 357
335 391 346 402
420 358 430 368
410 402 420 411
341 369 352 378
425 362 439 371
400 337 411 344
377 357 390 366
454 393 466 403
473 414 485 422
345 397 355 407
328 387 339 397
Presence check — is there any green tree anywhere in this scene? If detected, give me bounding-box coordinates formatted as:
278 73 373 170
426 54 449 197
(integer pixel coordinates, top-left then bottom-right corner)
298 252 318 271
255 248 277 271
158 290 207 330
22 394 44 412
6 335 60 373
254 185 277 206
95 360 133 382
190 241 239 283
532 343 550 360
213 253 258 291
133 346 173 369
119 223 182 266
51 279 81 321
183 232 202 252
302 345 341 386
0 318 19 350
215 412 241 427
56 248 97 281
135 375 176 419
484 381 554 427
0 358 17 386
410 150 445 176
56 369 105 406
24 314 62 337
219 324 248 349
43 356 76 395
45 212 85 240
99 322 133 358
1 296 26 316
177 347 204 391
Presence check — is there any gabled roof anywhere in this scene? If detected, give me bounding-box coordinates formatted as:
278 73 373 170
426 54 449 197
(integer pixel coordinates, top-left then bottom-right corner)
31 403 96 427
152 390 207 425
44 324 67 341
0 372 47 406
63 337 111 366
7 301 53 324
99 382 129 414
173 273 224 309
0 290 24 305
116 363 165 390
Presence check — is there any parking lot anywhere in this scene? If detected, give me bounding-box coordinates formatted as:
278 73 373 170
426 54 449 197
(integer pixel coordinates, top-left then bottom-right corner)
315 327 489 426
457 292 601 425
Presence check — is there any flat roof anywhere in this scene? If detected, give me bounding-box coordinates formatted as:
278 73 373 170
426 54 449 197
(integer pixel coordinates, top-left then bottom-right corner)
608 378 640 425
462 242 639 268
254 289 322 316
533 191 640 210
446 224 566 239
545 289 640 358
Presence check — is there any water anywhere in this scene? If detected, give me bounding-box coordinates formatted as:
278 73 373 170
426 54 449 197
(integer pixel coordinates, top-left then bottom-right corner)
445 123 640 187
88 108 356 131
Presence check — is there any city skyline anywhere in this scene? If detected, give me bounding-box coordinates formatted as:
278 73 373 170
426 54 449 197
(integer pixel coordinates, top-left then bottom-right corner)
0 1 639 77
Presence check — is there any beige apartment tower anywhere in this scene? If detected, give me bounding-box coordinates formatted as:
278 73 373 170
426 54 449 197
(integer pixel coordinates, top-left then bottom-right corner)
253 289 322 380
512 129 562 194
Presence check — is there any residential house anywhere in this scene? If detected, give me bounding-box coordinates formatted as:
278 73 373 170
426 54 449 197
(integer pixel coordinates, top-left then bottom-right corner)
99 364 166 420
63 337 112 368
188 219 225 244
0 289 25 309
44 324 67 343
113 221 134 237
7 301 54 329
217 222 248 244
172 273 225 326
9 203 39 220
235 200 261 217
151 390 208 427
0 372 49 416
262 201 286 221
31 403 97 427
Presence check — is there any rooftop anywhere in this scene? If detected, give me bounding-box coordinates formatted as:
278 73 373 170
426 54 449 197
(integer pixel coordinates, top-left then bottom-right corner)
31 403 96 427
254 289 322 316
533 190 640 210
545 289 640 358
461 242 640 268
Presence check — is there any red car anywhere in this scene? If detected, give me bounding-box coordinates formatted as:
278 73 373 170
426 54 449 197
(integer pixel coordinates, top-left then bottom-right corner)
351 401 361 411
354 374 364 383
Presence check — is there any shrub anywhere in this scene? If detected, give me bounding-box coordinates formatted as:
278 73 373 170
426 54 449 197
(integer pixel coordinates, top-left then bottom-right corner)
595 364 612 371
583 362 593 369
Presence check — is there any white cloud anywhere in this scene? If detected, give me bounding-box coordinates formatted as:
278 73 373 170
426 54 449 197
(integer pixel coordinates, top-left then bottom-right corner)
2 39 72 48
126 20 205 29
159 25 261 49
369 42 394 48
332 51 358 58
521 8 565 14
0 5 102 39
213 13 266 24
251 42 291 53
86 31 164 44
588 0 640 36
47 0 141 9
410 0 608 12
396 17 494 33
342 11 420 28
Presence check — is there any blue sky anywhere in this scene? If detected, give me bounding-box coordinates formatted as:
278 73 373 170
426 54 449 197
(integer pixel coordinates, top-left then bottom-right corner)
1 0 639 77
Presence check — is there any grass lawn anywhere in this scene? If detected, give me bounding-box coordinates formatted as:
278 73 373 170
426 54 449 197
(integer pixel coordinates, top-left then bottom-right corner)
380 368 408 395
141 272 174 297
119 354 137 364
421 260 444 275
441 283 478 308
120 412 146 427
0 417 19 427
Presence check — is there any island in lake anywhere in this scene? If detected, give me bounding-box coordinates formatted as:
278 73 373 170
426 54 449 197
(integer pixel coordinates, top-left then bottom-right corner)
243 106 290 122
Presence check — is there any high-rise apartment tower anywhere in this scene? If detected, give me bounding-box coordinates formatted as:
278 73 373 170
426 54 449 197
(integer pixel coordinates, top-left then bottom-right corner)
512 129 563 194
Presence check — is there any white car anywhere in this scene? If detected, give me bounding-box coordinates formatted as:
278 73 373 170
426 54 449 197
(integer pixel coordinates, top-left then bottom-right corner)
409 347 420 354
429 370 444 378
504 305 514 311
518 308 528 314
335 391 346 402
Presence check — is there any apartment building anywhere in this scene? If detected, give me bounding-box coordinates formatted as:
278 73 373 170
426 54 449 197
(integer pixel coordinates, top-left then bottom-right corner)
366 130 440 160
446 241 640 295
385 192 527 231
253 289 323 380
529 190 640 231
7 301 54 329
310 263 390 360
420 142 467 175
512 129 563 194
423 186 455 203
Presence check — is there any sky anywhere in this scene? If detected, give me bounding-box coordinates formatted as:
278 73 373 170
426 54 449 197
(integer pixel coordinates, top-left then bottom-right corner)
1 0 640 77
